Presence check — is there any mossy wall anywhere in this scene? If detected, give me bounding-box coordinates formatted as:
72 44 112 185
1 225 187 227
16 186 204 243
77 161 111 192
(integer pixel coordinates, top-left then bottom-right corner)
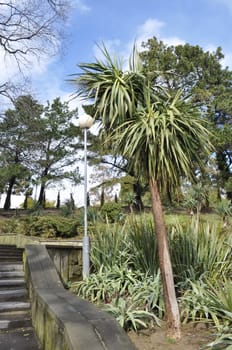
0 234 83 283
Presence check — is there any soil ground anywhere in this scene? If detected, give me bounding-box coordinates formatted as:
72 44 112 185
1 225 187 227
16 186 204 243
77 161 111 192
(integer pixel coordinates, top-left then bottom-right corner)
128 323 216 350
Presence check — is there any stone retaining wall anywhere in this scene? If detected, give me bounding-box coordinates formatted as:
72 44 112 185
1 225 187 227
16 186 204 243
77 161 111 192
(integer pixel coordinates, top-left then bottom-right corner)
24 244 136 350
0 235 83 283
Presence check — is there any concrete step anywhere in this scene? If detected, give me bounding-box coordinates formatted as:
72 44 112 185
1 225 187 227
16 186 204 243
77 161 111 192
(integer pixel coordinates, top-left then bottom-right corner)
0 311 32 330
0 302 30 313
0 279 25 288
0 246 23 261
0 250 22 254
0 288 28 301
0 264 23 272
0 245 23 250
0 246 40 349
0 271 24 279
0 257 23 263
0 249 23 253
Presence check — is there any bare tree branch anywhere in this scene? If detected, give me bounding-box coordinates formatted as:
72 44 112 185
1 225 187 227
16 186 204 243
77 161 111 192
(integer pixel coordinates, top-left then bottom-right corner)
0 0 70 64
0 0 71 103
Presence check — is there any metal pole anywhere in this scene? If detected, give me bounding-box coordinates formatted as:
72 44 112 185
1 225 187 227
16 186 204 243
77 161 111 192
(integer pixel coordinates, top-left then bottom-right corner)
82 127 90 279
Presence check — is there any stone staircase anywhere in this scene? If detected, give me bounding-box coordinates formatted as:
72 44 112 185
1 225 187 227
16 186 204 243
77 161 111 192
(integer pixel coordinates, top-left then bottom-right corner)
0 245 41 350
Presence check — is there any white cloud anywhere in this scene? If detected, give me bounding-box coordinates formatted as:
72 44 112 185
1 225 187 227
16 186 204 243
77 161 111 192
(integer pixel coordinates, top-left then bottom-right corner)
92 18 185 67
161 36 185 47
221 52 232 69
135 18 185 49
73 0 91 13
0 48 20 82
136 18 165 46
204 44 232 69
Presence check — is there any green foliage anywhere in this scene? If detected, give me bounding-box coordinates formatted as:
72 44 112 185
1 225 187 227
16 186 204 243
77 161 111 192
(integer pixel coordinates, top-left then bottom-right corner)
0 95 82 209
183 183 209 214
19 197 56 209
72 43 215 337
100 202 123 223
75 207 101 226
126 215 159 275
180 279 232 335
170 221 232 287
0 95 43 209
225 177 232 194
70 212 232 342
59 199 75 217
90 223 131 270
215 200 232 222
140 37 232 201
0 218 19 234
19 197 36 209
104 297 158 331
204 333 232 349
72 265 163 331
90 216 160 275
17 216 78 238
180 280 222 327
73 216 165 331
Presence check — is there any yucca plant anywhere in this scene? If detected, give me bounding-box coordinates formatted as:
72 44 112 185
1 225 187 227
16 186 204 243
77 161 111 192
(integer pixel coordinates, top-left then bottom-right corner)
179 280 222 328
126 215 159 275
104 296 159 331
72 265 115 303
90 223 132 271
215 200 232 228
72 264 163 331
129 271 164 319
170 221 232 288
180 279 232 330
208 281 232 324
72 264 140 304
204 334 232 350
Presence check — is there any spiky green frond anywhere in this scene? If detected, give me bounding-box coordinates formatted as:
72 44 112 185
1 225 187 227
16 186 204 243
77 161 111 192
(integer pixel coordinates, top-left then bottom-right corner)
71 44 213 189
70 45 145 130
109 89 212 188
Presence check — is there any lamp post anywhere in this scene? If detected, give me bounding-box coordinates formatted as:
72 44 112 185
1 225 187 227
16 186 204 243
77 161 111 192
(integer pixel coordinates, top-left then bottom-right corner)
79 113 94 279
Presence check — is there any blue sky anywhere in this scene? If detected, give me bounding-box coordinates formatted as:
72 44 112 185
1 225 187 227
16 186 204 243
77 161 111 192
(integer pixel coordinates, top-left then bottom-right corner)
1 0 232 207
30 0 232 105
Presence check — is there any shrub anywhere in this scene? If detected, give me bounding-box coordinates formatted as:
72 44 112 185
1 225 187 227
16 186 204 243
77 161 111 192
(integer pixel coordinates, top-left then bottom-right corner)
0 218 19 234
100 202 123 223
18 216 78 238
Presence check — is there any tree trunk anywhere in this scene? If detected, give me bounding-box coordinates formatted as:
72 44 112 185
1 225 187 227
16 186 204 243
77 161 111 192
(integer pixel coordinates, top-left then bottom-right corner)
3 176 16 210
38 183 45 207
133 181 144 211
149 177 181 340
23 193 29 209
100 188 105 207
56 191 60 209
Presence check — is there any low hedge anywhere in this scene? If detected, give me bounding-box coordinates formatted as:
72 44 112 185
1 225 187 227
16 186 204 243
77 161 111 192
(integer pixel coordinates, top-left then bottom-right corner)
0 216 78 238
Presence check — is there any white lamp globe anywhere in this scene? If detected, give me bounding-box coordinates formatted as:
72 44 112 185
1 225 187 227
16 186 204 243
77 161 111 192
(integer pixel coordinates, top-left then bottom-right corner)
78 114 94 129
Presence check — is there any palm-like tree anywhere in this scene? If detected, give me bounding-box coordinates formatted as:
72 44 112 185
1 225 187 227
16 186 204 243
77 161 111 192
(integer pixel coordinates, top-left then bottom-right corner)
70 46 212 339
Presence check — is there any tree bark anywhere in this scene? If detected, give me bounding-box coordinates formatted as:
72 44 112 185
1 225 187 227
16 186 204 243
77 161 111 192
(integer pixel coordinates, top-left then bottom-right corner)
3 176 16 210
38 183 46 207
133 181 144 211
149 177 181 340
